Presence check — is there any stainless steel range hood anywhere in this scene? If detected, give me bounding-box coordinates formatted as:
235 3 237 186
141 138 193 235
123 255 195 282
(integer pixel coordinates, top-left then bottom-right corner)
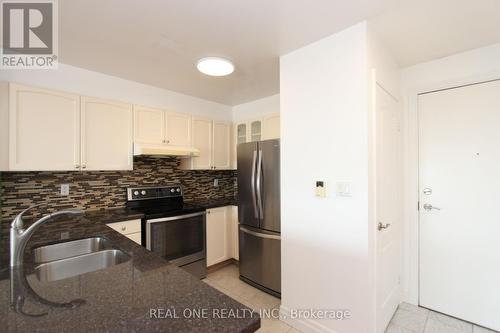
133 143 200 158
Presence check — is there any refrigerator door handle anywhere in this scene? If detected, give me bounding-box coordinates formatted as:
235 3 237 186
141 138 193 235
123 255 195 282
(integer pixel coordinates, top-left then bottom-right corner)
240 226 281 240
256 149 264 219
251 150 258 219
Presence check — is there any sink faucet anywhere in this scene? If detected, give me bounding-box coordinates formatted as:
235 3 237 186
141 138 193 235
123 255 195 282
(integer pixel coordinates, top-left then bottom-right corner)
10 205 84 267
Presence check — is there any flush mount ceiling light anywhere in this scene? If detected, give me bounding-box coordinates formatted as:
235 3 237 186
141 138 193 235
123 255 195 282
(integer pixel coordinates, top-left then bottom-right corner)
196 57 234 76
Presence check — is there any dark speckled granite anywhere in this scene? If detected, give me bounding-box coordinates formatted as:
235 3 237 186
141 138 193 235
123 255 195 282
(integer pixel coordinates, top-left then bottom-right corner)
0 209 259 333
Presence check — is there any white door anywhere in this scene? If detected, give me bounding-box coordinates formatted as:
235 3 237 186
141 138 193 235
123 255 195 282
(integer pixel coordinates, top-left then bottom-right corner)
206 207 229 266
212 121 231 170
419 80 500 331
133 105 165 144
191 117 213 170
81 97 133 170
165 112 191 147
375 85 402 333
9 84 81 171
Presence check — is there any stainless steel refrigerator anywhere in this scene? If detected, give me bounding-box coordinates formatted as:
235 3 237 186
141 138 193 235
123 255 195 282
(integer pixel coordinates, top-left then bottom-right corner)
237 139 281 297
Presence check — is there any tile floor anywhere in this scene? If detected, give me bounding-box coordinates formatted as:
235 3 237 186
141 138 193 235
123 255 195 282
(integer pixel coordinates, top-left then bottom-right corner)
387 303 498 333
204 264 498 333
203 264 299 333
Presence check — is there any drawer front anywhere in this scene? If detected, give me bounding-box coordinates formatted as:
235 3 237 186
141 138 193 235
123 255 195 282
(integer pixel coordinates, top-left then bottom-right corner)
126 232 141 245
107 219 141 235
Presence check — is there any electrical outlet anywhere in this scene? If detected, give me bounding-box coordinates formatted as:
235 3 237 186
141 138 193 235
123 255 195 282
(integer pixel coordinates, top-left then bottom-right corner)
60 184 70 196
213 179 219 187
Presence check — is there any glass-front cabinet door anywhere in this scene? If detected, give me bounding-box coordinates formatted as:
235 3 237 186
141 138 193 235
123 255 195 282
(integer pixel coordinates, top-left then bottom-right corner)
250 120 262 142
237 123 247 144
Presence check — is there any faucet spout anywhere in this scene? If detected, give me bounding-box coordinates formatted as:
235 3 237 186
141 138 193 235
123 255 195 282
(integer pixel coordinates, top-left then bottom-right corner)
10 207 84 268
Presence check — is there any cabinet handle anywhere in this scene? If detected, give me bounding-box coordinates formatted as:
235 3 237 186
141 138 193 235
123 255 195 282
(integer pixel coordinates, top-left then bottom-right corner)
82 164 87 169
213 166 216 170
121 226 126 231
75 165 80 169
166 140 170 144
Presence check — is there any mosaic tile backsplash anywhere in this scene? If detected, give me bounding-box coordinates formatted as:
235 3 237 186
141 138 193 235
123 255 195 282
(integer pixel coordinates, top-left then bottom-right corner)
0 156 237 220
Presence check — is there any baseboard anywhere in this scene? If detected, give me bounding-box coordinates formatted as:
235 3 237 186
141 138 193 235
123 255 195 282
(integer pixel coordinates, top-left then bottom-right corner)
279 305 339 333
207 258 238 274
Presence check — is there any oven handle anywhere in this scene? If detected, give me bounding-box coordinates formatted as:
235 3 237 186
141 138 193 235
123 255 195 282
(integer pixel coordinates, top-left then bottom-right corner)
146 211 206 251
146 212 206 224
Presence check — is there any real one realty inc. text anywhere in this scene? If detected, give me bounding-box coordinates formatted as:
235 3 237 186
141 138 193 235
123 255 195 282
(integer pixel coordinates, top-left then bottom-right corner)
149 307 351 320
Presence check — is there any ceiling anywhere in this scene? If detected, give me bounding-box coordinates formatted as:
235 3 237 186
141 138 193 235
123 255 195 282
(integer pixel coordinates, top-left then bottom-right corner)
59 0 500 105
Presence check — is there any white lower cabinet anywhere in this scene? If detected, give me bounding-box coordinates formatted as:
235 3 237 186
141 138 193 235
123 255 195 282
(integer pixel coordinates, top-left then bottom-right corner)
206 207 229 266
106 219 142 245
230 206 239 260
206 206 239 266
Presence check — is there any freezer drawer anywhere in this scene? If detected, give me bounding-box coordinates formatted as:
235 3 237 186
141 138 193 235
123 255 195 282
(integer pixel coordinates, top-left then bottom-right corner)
239 225 281 296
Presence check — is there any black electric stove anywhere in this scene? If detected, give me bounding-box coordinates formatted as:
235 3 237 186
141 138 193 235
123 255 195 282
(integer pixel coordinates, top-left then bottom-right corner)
126 185 207 279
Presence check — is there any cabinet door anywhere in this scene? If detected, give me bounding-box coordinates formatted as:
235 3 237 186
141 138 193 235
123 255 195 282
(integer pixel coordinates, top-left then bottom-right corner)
9 84 80 171
250 119 262 142
191 117 213 169
213 121 231 170
231 206 239 260
236 122 248 145
206 207 229 266
81 97 133 170
263 114 280 140
133 105 165 144
165 112 191 146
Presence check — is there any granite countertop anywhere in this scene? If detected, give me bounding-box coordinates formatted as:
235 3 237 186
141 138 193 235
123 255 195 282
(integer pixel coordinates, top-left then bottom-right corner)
186 197 239 209
0 208 259 333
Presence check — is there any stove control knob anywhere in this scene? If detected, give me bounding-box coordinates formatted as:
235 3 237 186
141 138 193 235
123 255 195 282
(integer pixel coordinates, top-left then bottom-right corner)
141 190 146 195
176 188 181 192
133 191 139 196
170 188 175 193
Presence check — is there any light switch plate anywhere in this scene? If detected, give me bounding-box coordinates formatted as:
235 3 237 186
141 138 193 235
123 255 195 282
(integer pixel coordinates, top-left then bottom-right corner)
336 181 352 197
60 184 69 196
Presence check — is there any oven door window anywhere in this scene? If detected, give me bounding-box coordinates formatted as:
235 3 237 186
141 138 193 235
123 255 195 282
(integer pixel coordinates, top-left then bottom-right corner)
149 215 204 261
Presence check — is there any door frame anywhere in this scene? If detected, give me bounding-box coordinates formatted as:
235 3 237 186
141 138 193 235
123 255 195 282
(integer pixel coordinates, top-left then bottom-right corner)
402 71 500 305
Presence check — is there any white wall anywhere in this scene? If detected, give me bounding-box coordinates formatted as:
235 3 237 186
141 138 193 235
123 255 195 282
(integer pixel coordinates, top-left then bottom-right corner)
231 94 280 122
0 63 232 121
400 43 500 304
280 22 372 333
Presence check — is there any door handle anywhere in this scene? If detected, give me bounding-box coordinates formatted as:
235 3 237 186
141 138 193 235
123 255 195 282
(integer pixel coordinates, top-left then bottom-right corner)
423 204 441 211
240 226 281 240
377 222 391 231
256 149 263 219
251 150 258 219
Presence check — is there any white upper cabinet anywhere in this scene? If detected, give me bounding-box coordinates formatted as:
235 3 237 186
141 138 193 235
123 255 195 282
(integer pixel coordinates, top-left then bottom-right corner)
7 83 81 171
191 117 213 169
165 112 191 146
236 122 248 145
181 119 232 170
213 121 231 170
262 113 280 140
133 106 191 147
81 97 133 170
133 105 164 144
250 119 262 142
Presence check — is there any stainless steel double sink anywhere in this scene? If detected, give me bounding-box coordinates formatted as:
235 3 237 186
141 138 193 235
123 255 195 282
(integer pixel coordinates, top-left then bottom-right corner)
32 237 130 282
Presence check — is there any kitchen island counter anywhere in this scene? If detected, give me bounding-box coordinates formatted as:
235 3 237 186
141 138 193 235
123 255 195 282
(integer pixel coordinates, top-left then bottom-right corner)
0 208 260 333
